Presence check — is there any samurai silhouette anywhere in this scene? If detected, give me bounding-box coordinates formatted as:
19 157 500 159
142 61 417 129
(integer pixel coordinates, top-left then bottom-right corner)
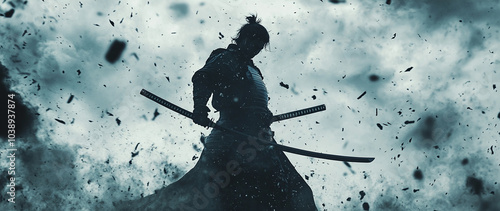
117 15 317 211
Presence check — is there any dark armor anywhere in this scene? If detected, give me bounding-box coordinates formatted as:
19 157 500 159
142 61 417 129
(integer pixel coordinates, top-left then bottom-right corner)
117 45 317 210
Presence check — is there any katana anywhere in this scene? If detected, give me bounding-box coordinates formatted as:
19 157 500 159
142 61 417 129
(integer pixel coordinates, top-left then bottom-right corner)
140 89 375 163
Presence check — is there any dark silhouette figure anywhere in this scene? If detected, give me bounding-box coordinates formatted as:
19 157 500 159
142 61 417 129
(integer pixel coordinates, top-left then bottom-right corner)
117 15 317 211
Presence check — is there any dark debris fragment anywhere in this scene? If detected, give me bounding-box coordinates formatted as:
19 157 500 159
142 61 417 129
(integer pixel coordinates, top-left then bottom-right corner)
404 120 415 124
369 74 379 82
359 191 366 200
279 82 289 89
116 118 121 126
466 176 484 195
462 158 469 165
376 123 383 130
357 91 367 100
3 9 15 18
328 0 346 3
413 169 423 180
67 94 74 103
152 108 160 121
55 119 66 124
363 202 370 210
404 67 413 72
192 155 199 161
109 19 115 27
386 0 392 5
105 40 126 64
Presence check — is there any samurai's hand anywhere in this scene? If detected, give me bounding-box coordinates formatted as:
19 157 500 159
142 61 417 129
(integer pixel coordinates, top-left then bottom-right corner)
193 105 211 127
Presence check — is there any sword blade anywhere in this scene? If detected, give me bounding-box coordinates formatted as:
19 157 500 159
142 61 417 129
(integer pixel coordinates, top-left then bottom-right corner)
140 89 375 163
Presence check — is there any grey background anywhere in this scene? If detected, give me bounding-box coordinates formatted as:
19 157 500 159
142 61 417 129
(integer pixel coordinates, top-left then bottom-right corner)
0 0 499 210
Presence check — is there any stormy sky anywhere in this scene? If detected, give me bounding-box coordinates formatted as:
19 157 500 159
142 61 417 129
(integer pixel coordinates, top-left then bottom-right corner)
1 0 499 210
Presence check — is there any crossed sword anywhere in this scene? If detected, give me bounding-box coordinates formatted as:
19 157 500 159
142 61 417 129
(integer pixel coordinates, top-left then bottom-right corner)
140 89 374 163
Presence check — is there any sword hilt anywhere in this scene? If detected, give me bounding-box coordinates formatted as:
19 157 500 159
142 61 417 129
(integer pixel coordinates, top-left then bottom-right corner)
272 104 326 122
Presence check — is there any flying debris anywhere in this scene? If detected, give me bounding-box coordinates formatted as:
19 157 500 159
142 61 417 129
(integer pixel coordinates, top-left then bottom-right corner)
413 169 423 180
152 108 160 120
466 176 484 195
359 191 366 200
279 81 290 89
131 52 139 60
357 91 367 99
105 40 126 64
67 94 74 103
328 0 346 3
3 9 15 18
362 202 370 210
404 67 414 72
461 158 469 165
386 0 392 5
369 74 379 82
55 119 66 124
404 120 415 124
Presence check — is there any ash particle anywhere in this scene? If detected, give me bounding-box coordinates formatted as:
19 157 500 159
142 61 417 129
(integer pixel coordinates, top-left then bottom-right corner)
55 119 66 124
67 94 74 103
466 176 484 195
279 82 289 89
363 202 370 210
105 40 126 64
359 190 366 200
369 74 379 82
152 108 160 121
461 158 469 165
4 9 15 18
413 169 423 180
357 91 367 99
